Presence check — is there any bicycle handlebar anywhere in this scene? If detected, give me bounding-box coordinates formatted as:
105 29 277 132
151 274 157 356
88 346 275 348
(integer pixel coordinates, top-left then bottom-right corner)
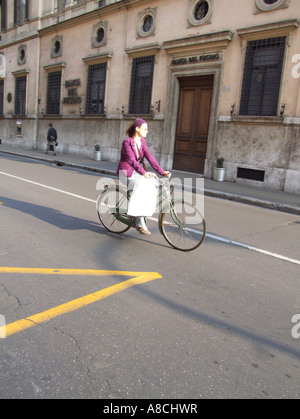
150 172 172 187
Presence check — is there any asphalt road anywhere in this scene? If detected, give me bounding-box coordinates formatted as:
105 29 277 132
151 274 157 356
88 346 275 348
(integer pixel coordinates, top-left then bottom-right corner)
0 154 300 399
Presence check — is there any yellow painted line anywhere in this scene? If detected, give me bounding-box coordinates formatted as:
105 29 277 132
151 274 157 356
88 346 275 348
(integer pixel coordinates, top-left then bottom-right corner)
0 267 156 277
0 268 162 337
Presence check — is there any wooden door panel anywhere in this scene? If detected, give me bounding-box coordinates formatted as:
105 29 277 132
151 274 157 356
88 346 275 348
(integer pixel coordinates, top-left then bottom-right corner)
196 89 212 136
194 141 207 155
175 139 190 154
177 89 195 136
173 76 213 174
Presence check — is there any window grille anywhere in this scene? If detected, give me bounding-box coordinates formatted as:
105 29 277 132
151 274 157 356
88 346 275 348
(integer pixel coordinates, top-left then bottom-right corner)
129 55 154 115
0 0 7 31
0 80 3 115
86 63 107 115
46 71 62 115
57 0 66 12
14 0 29 25
240 37 286 116
15 76 26 115
194 1 209 21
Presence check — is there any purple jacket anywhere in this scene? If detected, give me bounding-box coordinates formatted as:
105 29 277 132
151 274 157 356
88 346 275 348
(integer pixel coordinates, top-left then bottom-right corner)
117 137 165 178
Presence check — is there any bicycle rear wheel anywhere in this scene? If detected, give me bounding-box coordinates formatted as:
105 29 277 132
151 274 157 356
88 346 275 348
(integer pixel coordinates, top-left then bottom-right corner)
160 200 206 251
97 187 131 234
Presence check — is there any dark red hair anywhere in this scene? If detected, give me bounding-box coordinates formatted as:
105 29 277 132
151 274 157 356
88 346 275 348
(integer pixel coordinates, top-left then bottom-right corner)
126 118 147 137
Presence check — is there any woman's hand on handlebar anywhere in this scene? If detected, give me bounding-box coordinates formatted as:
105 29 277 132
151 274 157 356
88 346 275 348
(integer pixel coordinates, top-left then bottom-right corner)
143 171 171 178
143 172 153 178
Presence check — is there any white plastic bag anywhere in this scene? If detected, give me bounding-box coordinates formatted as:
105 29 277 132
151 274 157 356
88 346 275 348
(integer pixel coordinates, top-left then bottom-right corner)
127 175 158 216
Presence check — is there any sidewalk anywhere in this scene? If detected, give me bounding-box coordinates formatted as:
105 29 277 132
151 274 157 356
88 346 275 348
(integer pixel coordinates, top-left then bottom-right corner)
0 143 299 215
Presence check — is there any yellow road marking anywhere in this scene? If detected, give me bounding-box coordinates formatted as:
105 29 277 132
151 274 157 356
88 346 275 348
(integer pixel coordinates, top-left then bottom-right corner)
0 267 157 277
0 268 162 337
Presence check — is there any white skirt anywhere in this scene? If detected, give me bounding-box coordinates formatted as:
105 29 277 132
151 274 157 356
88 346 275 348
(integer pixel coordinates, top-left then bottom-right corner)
127 172 158 217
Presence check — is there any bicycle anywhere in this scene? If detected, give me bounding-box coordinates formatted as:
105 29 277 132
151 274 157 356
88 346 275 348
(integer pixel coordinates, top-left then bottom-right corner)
96 175 206 251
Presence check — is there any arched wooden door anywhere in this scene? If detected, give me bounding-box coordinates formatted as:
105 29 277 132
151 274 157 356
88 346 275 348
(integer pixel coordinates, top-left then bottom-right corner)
173 75 213 174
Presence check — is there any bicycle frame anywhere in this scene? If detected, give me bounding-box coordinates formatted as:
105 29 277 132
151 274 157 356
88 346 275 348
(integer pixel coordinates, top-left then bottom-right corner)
97 176 206 251
100 178 178 233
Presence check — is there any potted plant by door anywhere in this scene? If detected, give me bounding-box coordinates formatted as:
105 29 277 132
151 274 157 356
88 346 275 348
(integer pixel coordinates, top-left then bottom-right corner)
213 157 225 181
94 144 101 161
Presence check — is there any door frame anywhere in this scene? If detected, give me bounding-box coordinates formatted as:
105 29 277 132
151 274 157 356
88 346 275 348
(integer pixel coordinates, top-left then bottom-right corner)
163 64 222 178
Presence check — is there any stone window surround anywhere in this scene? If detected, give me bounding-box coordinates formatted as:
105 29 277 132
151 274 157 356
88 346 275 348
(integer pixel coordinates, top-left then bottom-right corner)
18 44 27 65
51 35 63 58
255 0 290 14
137 7 157 39
187 0 214 27
92 21 108 48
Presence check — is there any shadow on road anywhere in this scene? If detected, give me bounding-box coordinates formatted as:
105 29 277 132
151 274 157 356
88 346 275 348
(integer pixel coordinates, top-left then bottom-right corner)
1 196 101 233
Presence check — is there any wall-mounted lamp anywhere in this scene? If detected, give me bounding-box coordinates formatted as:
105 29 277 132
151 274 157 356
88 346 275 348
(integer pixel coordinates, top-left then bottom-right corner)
280 104 286 117
122 106 125 115
230 104 235 116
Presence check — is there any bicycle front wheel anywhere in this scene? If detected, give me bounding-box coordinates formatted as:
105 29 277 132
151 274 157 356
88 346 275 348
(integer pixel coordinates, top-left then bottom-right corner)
160 200 206 251
97 187 131 234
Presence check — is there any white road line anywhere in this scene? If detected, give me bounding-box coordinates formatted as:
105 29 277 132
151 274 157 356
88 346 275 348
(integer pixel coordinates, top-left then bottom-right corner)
206 232 300 266
0 171 96 203
1 170 299 265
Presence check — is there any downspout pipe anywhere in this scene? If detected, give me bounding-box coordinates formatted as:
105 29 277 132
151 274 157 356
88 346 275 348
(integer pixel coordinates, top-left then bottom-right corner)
33 4 42 150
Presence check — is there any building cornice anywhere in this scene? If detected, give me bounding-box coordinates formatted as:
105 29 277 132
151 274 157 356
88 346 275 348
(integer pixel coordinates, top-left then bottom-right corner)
163 31 234 55
43 62 66 71
82 52 113 65
12 68 30 76
0 31 39 49
237 19 299 40
39 1 128 35
125 43 162 57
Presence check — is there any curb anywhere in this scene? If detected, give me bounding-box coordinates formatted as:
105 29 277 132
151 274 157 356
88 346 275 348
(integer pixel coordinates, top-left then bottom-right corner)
204 189 300 215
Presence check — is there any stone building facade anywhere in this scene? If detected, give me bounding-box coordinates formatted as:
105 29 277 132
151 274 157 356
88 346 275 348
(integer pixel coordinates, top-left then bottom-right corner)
0 0 300 192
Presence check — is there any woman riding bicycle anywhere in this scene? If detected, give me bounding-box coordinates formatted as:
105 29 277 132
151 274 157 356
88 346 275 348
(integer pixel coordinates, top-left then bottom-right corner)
117 118 169 235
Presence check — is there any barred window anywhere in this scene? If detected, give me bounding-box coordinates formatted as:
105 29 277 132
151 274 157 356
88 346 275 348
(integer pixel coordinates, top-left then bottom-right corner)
14 0 29 25
57 0 66 12
129 56 154 115
86 63 107 115
1 0 7 31
255 0 289 12
194 1 209 21
0 80 3 116
15 76 26 115
240 37 286 116
46 71 62 115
